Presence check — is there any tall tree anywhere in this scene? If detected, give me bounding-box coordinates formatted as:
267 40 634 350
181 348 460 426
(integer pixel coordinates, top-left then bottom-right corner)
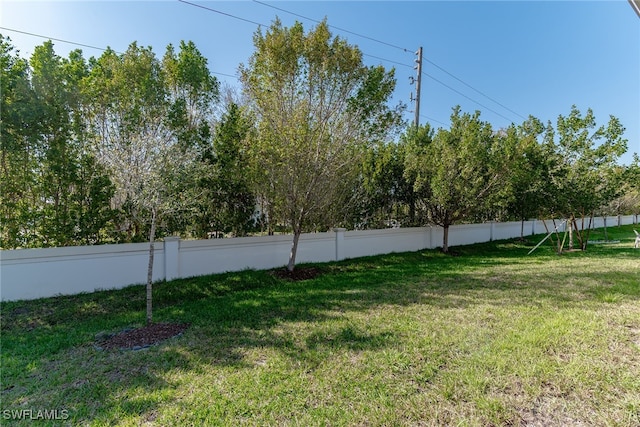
0 37 115 248
30 41 77 246
161 40 224 238
504 117 553 238
240 19 403 271
210 102 256 236
0 35 38 248
31 42 114 246
183 102 256 238
163 40 218 152
63 49 118 245
405 108 507 253
84 42 203 324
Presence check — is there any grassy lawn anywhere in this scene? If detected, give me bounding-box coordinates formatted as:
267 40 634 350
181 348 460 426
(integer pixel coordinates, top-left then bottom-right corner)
1 225 639 426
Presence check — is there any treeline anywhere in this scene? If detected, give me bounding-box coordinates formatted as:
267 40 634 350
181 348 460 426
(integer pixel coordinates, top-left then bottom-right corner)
1 35 255 249
1 27 639 252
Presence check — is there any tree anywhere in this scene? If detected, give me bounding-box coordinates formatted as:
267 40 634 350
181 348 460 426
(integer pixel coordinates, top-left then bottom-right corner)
0 37 115 249
240 19 403 271
504 116 553 239
83 42 205 324
0 35 38 248
612 155 640 216
161 40 227 238
544 106 627 250
30 41 78 246
405 108 507 253
31 42 116 246
183 102 256 238
163 40 219 152
361 137 417 228
210 102 256 236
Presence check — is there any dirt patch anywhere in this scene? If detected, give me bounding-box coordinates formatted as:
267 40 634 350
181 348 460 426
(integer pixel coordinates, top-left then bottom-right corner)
272 267 323 281
95 322 189 351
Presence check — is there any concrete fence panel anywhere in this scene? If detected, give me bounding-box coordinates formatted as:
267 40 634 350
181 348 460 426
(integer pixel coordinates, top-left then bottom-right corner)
447 223 491 247
342 227 430 260
492 221 526 241
620 215 635 226
179 235 289 277
0 242 161 301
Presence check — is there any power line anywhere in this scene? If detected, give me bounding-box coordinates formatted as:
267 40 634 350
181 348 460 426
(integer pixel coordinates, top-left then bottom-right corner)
422 70 516 123
0 26 239 80
1 27 516 124
211 71 239 80
177 0 521 123
5 2 524 124
420 114 448 127
0 27 114 53
244 1 525 122
252 0 411 53
0 27 440 128
423 58 526 121
629 0 640 18
361 53 412 69
176 1 421 83
178 0 266 27
178 0 412 71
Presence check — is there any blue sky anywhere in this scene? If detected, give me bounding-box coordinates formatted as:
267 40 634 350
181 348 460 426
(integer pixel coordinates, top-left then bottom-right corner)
2 0 639 164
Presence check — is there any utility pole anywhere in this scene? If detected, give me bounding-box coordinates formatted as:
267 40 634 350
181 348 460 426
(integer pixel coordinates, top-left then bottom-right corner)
412 46 423 127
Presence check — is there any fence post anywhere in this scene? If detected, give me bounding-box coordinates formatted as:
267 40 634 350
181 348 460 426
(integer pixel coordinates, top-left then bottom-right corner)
164 236 180 281
333 228 346 261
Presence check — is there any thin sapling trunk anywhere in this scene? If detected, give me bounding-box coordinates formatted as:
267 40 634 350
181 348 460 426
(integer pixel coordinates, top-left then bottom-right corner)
146 209 157 326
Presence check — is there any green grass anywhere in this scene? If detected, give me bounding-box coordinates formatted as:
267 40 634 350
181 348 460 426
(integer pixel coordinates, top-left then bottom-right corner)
1 225 639 426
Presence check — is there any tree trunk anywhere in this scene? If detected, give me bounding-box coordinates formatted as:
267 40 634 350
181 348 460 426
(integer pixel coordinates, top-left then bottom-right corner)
146 209 157 326
574 213 584 250
520 218 525 240
568 215 574 250
442 225 449 253
287 230 301 272
582 213 594 250
549 218 563 254
409 197 416 225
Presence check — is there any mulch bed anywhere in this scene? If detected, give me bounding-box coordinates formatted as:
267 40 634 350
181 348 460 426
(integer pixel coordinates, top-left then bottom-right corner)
95 322 190 351
271 267 323 281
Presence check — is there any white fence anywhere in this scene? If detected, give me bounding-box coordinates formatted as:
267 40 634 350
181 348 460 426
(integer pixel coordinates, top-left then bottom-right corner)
1 216 637 302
